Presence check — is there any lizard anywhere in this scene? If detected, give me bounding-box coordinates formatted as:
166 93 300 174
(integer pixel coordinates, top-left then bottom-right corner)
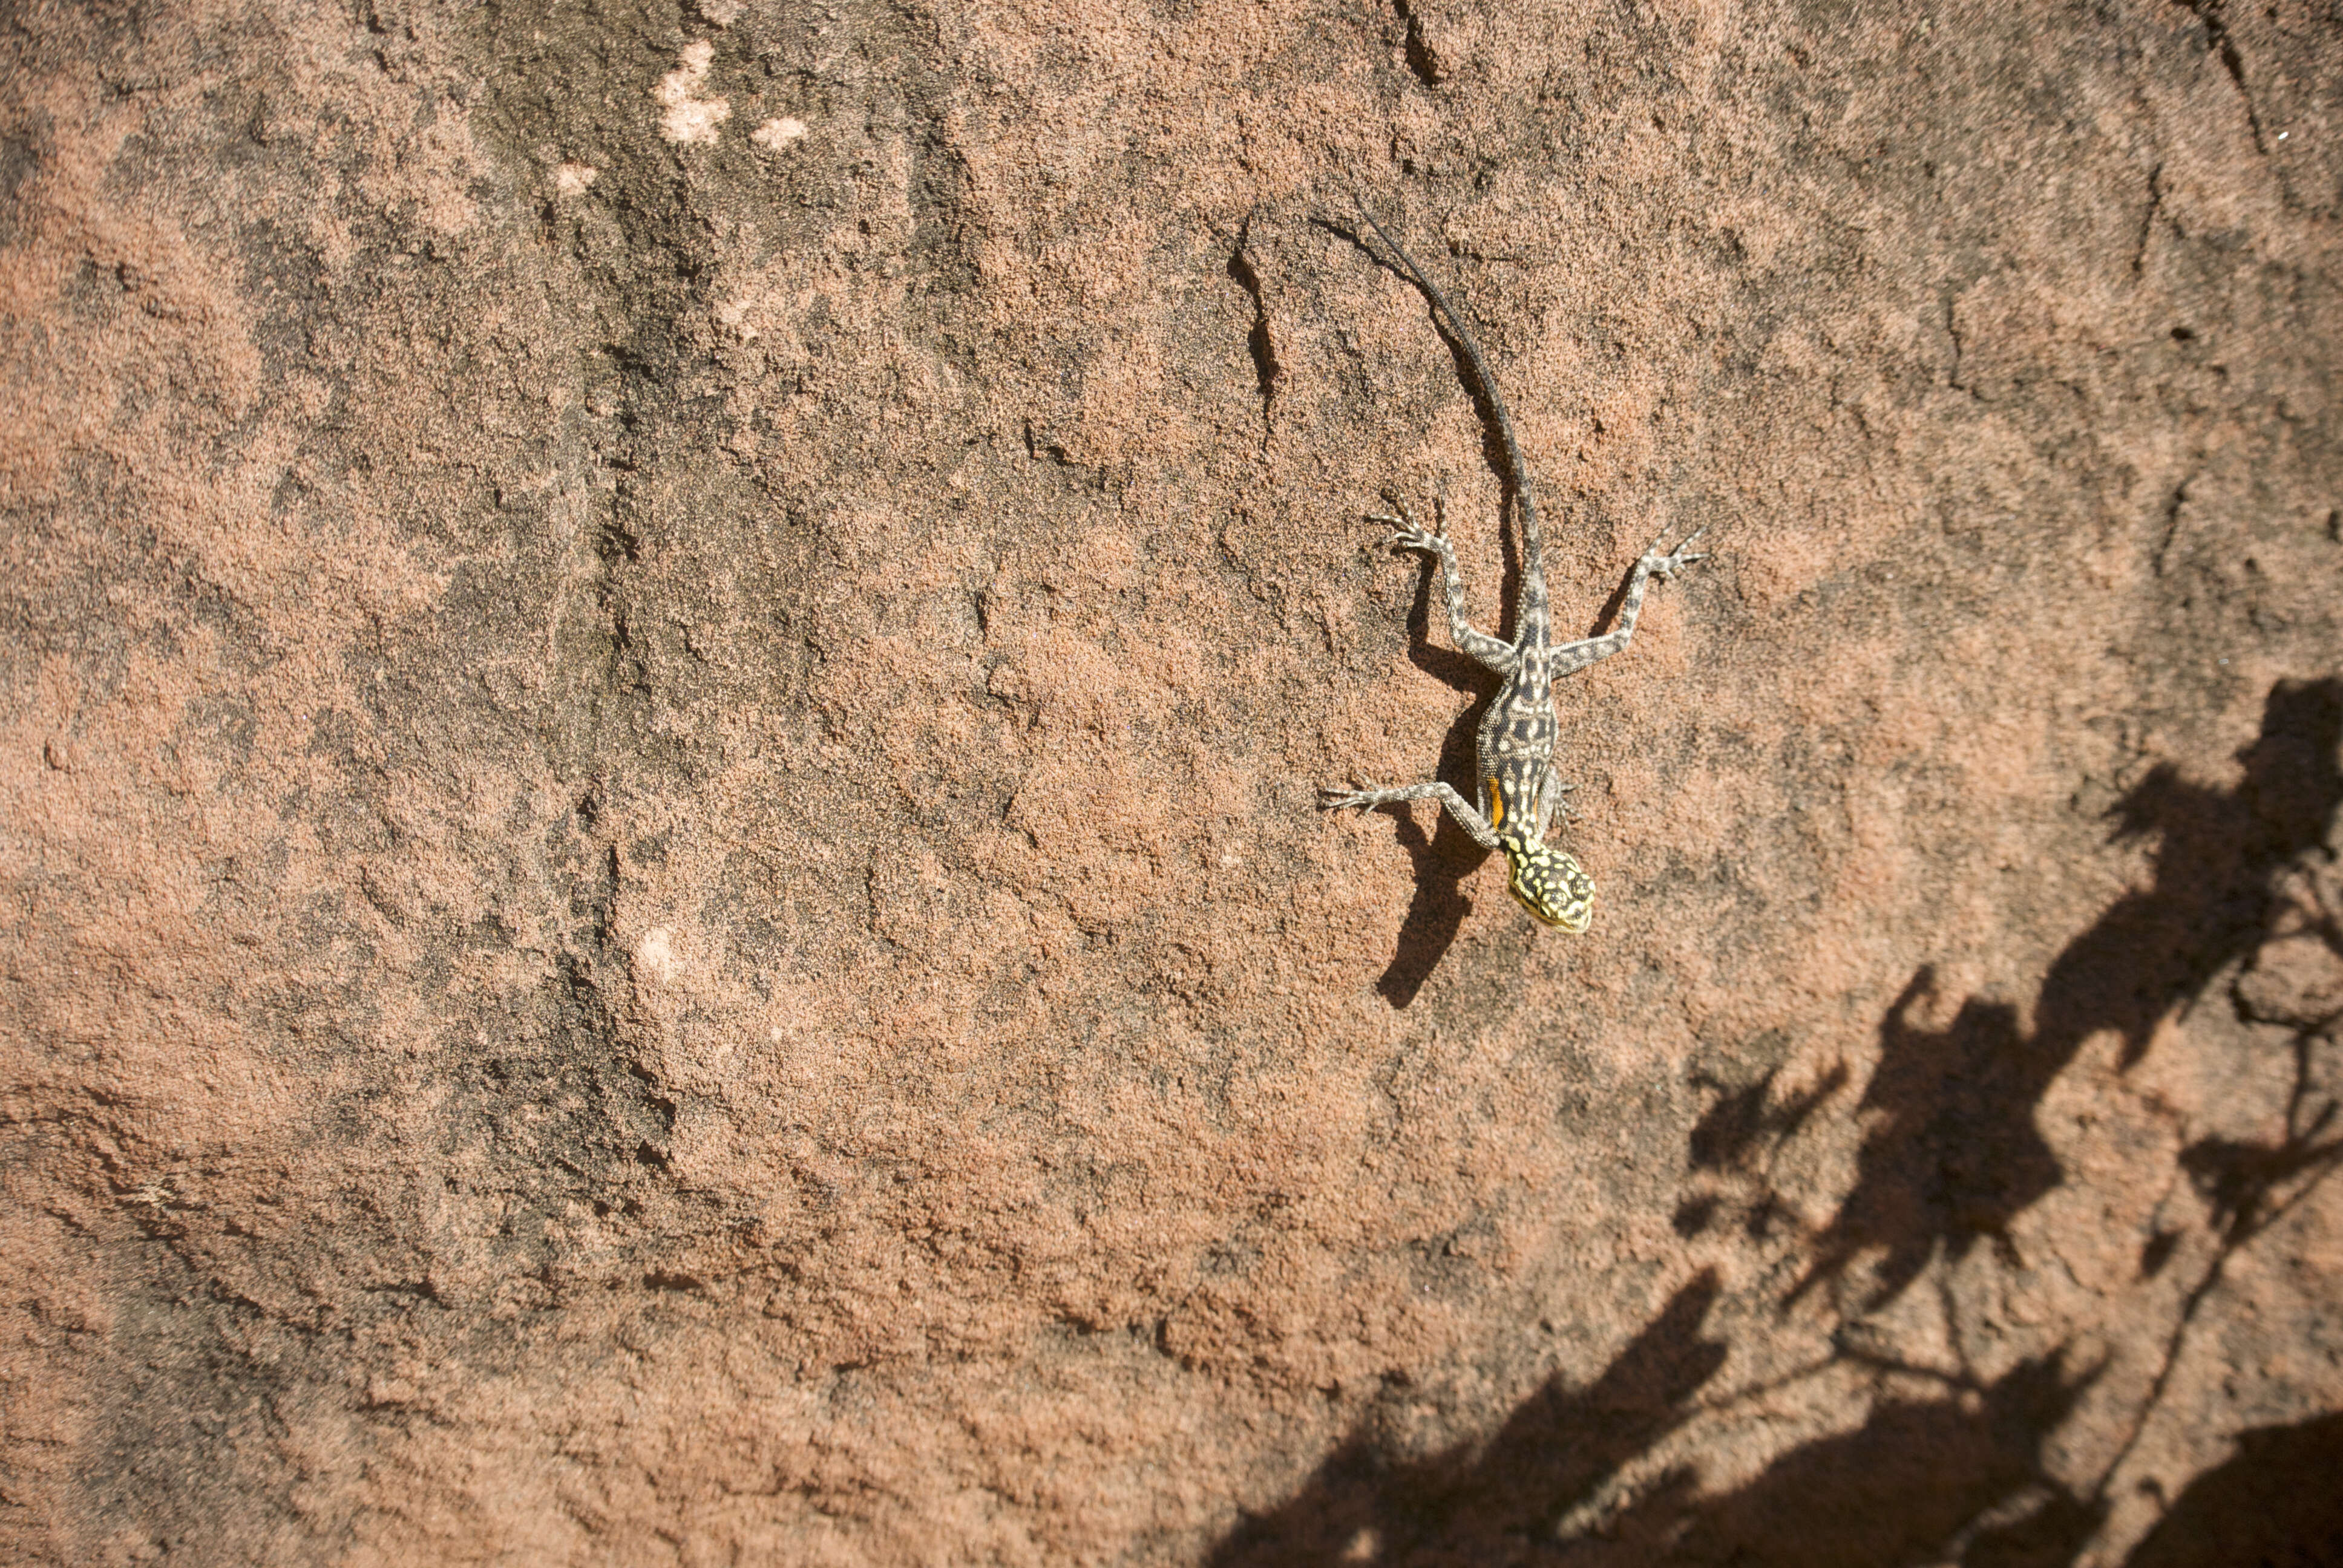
1319 206 1706 933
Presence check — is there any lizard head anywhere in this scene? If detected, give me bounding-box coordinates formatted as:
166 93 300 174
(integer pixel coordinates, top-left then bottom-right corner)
1502 838 1593 932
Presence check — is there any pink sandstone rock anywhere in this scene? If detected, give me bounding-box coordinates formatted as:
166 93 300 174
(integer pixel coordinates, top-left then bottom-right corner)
3 1 2339 1563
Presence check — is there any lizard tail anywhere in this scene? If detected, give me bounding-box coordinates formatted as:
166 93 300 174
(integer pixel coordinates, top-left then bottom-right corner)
1352 204 1547 607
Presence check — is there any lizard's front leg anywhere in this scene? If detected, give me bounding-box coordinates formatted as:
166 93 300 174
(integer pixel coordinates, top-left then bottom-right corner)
1549 528 1708 678
1371 500 1518 675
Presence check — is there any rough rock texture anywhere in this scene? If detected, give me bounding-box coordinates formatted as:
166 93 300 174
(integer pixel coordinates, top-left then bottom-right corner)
4 0 2341 1562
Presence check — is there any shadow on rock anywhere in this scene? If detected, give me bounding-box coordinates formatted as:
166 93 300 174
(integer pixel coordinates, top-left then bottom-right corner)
1793 678 2343 1305
2123 1411 2343 1568
1552 1353 2100 1568
1373 542 1502 1009
1237 679 2341 1568
1209 1275 2103 1568
1209 1271 1726 1566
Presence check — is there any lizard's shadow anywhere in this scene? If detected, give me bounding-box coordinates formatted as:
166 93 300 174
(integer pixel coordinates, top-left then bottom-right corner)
1374 514 1522 1008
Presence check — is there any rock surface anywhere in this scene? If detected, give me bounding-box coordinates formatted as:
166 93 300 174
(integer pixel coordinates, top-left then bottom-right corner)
4 0 2341 1563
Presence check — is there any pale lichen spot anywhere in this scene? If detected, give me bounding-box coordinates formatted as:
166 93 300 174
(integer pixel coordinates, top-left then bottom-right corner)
554 162 598 197
655 41 730 145
713 296 757 340
636 926 682 986
752 116 808 151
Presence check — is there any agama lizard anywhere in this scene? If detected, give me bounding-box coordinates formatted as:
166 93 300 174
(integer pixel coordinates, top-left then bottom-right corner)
1320 207 1706 932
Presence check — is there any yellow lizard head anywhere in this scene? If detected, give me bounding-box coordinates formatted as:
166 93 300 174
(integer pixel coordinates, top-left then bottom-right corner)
1502 838 1593 932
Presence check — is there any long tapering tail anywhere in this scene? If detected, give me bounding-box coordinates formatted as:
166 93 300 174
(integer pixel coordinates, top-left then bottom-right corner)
1352 204 1546 616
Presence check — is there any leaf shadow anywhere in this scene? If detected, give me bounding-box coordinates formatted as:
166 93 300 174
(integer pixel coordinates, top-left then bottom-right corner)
2124 1411 2343 1567
1206 1271 1728 1567
1224 679 2342 1568
1205 1272 2103 1568
1786 677 2343 1307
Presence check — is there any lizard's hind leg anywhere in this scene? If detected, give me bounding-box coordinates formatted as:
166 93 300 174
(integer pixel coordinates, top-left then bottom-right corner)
1320 780 1503 852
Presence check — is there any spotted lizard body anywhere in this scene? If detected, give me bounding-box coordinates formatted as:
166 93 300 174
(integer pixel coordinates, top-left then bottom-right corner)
1320 207 1706 932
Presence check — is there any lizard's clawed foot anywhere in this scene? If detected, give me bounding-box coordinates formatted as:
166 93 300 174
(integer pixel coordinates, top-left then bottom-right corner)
1370 494 1448 557
1369 515 1440 555
1643 524 1709 579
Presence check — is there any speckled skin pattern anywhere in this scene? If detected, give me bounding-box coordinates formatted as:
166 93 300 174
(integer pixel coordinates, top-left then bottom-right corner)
1320 209 1705 932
